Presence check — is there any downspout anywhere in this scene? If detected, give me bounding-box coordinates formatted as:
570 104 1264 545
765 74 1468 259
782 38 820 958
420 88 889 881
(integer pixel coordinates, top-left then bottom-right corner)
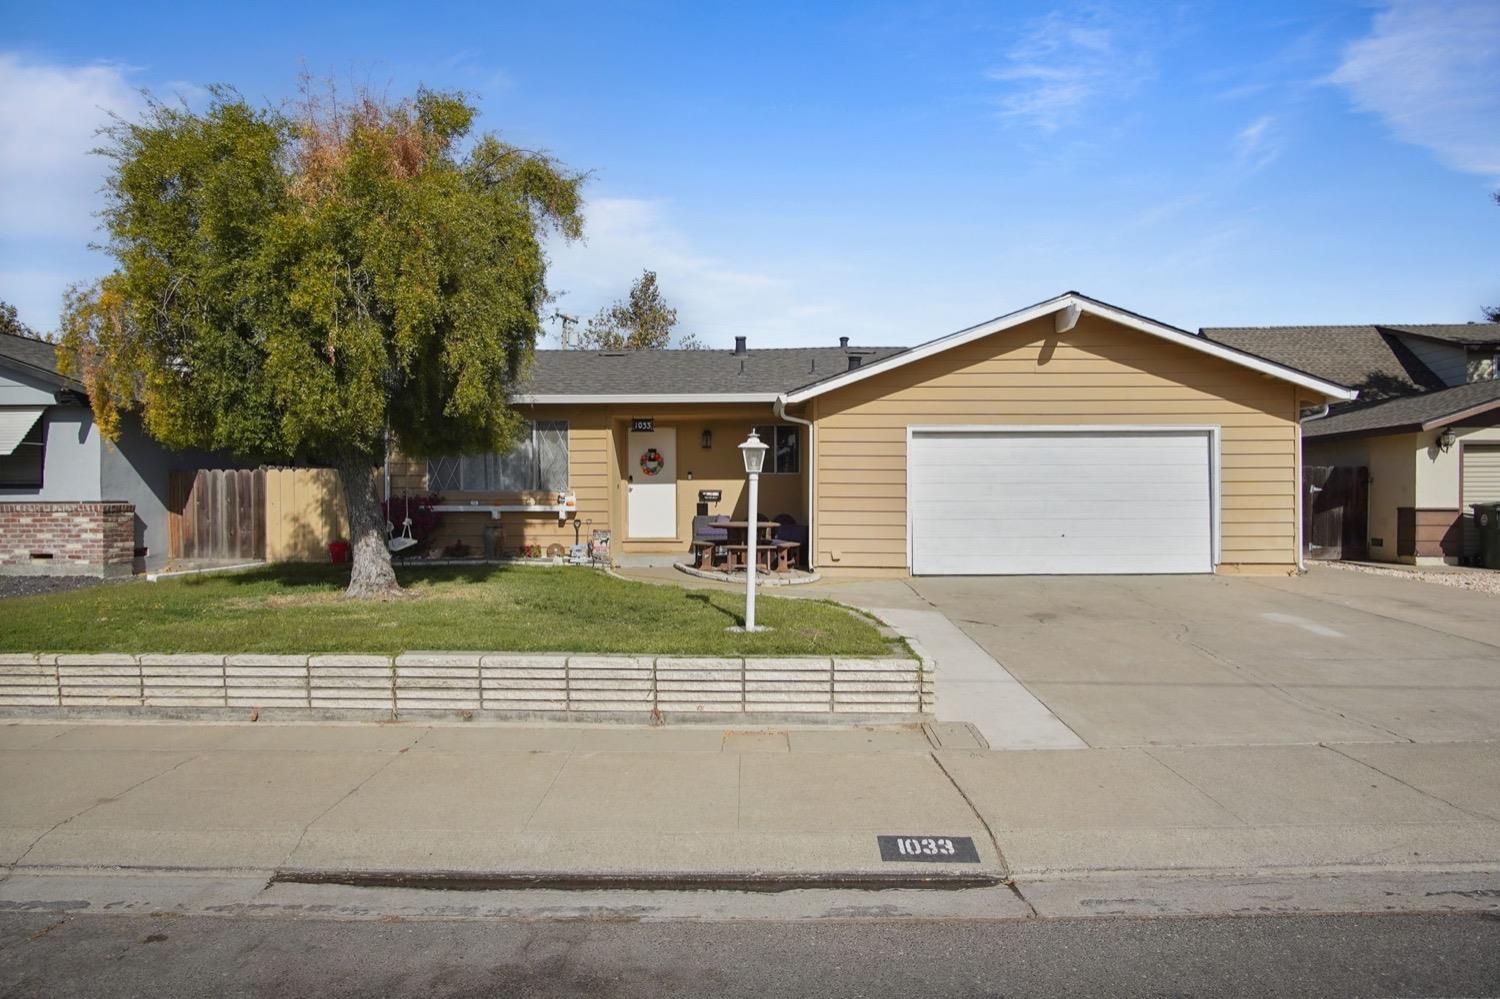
774 394 815 569
1293 403 1331 572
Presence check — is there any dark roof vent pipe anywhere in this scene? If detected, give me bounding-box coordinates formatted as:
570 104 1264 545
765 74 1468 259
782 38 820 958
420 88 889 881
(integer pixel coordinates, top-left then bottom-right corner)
847 354 862 371
839 336 849 348
733 336 747 356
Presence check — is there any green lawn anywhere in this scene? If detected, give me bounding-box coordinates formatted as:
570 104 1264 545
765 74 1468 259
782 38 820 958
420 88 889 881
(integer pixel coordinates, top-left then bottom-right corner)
0 564 899 657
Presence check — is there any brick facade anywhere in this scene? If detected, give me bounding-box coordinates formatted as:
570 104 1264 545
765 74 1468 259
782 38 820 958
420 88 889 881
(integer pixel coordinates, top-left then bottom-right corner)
0 502 137 577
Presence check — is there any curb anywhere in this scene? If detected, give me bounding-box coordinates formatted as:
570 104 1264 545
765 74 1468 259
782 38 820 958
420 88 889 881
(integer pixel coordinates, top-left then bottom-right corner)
269 868 1004 893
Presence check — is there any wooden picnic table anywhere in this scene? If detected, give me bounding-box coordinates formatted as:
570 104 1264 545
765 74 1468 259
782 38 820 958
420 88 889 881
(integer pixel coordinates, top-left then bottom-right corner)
722 520 796 573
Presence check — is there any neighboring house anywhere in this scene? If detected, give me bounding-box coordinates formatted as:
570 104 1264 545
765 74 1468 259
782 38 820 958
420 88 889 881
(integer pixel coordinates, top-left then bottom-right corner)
387 291 1352 576
0 330 242 576
1203 322 1500 565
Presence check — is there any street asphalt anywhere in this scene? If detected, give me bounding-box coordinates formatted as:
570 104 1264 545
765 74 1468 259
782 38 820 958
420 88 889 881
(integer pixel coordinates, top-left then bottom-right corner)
2 909 1497 998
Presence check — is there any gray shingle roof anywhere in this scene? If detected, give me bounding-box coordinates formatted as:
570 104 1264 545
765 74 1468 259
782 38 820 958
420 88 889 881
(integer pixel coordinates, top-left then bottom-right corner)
1200 325 1446 402
1303 378 1500 439
0 331 79 390
1376 323 1500 346
516 346 909 397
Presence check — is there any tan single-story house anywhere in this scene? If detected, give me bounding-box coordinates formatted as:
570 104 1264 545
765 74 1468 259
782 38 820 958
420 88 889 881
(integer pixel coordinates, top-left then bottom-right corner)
1204 321 1500 564
387 291 1354 576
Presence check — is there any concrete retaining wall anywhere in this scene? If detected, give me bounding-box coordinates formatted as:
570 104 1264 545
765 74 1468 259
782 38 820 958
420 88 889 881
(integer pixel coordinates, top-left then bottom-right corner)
0 652 932 720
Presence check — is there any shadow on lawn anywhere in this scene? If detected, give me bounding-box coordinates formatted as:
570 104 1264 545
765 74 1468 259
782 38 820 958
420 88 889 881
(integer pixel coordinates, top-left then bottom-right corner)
687 590 742 628
202 562 515 590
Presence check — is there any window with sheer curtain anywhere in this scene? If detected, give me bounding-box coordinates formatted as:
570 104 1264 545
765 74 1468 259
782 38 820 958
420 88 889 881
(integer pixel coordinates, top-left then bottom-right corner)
426 421 569 493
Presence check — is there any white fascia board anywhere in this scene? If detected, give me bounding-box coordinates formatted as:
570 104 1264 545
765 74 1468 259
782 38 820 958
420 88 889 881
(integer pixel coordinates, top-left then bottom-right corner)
511 393 780 405
781 293 1358 404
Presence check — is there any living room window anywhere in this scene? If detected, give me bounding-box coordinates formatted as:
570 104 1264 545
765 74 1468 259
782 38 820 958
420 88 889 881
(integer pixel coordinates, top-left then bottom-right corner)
426 421 569 492
753 424 800 475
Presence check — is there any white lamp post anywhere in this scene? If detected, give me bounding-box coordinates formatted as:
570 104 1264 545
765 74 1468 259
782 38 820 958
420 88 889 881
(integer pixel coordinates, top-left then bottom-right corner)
737 430 769 632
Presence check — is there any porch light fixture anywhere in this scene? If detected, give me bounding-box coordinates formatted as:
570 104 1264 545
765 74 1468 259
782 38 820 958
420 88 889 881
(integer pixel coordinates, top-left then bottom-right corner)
701 429 713 449
735 430 771 632
1439 428 1456 453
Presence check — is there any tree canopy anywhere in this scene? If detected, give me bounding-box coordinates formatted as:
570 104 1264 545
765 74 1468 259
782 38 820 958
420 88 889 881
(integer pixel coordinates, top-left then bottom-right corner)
570 270 702 350
0 300 39 340
59 84 584 595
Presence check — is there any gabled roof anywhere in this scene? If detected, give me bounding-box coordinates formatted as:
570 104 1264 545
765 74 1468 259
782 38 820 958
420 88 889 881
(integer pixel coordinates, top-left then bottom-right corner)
1376 323 1500 347
0 331 83 391
1200 325 1446 403
512 345 907 403
1303 378 1500 439
780 292 1356 405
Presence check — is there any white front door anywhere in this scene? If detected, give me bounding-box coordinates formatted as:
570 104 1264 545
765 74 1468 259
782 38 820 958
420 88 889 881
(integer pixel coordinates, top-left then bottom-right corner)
628 427 678 538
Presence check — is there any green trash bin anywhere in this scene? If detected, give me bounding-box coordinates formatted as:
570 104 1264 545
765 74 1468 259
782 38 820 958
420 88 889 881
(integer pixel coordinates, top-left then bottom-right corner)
1474 503 1500 569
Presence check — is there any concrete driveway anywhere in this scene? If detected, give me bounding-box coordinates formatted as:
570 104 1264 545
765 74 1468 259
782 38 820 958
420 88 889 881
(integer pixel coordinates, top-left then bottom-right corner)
892 567 1500 748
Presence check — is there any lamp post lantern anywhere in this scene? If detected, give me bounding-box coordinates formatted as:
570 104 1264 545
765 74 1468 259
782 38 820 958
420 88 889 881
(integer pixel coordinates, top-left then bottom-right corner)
737 430 769 632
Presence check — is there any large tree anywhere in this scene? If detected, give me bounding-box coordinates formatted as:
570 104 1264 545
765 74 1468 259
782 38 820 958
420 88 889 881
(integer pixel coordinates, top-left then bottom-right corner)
0 300 39 340
571 269 703 349
59 85 583 597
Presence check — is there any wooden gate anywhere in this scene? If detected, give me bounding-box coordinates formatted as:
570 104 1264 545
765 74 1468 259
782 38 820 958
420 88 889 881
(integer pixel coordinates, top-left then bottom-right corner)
168 469 267 561
1303 465 1369 561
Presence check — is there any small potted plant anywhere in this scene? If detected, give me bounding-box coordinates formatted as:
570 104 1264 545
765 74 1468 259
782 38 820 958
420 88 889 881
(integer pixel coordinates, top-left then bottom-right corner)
327 538 351 564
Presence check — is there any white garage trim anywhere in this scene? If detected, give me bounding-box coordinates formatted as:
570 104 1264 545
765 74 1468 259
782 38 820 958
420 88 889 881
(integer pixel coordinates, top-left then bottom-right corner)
780 292 1356 406
905 425 1222 574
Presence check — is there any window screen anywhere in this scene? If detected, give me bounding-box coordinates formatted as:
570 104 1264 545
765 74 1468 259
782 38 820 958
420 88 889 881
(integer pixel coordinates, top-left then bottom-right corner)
426 421 569 492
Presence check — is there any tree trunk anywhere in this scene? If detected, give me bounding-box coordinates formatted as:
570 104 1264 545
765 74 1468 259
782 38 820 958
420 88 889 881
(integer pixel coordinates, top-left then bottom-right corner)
335 454 402 599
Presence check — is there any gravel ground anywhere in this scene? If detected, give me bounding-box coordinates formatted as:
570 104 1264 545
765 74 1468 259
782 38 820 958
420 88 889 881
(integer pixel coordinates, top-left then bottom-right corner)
0 575 122 601
1322 559 1500 595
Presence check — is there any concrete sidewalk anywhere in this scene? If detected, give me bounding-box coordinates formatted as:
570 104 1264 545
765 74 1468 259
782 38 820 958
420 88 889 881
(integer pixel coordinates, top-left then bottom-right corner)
3 721 1499 886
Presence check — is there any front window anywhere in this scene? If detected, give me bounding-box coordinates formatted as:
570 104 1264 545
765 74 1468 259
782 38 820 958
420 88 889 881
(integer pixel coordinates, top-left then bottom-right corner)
0 413 44 488
753 425 800 475
427 420 569 492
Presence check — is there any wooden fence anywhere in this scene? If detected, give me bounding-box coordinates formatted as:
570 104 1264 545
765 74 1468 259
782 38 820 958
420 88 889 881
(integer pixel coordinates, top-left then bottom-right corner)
168 469 267 561
1302 465 1369 561
263 467 348 562
168 467 348 563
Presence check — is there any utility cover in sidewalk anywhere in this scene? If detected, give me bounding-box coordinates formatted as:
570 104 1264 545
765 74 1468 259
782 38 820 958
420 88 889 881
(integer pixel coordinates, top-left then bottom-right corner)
877 835 980 863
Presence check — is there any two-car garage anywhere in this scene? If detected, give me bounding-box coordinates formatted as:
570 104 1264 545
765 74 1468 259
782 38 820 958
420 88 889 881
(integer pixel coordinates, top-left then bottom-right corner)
907 427 1217 575
789 293 1356 577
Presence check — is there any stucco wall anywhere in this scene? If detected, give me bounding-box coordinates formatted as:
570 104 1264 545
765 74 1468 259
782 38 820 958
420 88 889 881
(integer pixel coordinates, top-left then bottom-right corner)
809 312 1313 574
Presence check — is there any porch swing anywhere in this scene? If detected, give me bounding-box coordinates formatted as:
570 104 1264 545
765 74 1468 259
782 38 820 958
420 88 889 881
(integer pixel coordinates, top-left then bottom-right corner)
387 492 418 553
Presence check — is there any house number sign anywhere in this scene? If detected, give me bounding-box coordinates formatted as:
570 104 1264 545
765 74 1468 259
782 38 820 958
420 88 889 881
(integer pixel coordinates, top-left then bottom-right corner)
630 418 654 432
698 489 722 503
876 835 980 863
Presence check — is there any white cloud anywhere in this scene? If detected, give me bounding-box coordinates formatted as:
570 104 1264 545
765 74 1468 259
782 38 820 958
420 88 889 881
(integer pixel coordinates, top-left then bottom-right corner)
0 54 141 240
1232 114 1282 171
544 196 843 348
985 9 1152 131
1330 0 1500 176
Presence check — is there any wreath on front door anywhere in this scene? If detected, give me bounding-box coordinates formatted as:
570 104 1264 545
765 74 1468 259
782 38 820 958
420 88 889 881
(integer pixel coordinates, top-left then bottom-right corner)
639 448 665 476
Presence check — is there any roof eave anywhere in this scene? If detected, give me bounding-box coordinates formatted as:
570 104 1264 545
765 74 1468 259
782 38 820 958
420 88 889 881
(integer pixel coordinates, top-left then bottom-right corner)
510 392 780 405
781 293 1358 405
0 354 84 393
1419 396 1500 431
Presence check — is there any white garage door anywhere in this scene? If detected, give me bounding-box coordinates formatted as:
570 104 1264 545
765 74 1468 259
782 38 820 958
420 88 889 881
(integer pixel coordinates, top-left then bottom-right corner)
909 428 1215 575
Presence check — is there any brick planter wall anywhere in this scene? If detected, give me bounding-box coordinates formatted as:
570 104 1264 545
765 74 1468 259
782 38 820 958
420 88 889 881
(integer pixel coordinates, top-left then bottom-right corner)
0 502 137 577
0 652 934 721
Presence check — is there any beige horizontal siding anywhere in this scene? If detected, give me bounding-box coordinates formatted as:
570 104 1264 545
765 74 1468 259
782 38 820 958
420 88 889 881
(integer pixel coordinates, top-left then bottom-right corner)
811 312 1308 572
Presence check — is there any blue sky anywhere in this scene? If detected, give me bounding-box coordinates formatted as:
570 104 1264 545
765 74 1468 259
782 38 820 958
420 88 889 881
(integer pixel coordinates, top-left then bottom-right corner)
2 1 1497 347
